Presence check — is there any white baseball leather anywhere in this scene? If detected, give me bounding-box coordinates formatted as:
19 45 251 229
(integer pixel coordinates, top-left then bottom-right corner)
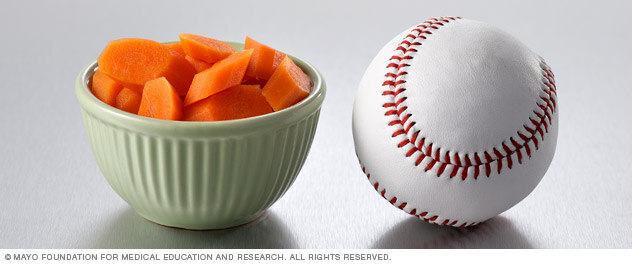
352 17 558 227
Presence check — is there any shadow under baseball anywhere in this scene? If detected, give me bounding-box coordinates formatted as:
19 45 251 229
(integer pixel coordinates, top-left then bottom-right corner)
89 207 297 248
372 215 532 249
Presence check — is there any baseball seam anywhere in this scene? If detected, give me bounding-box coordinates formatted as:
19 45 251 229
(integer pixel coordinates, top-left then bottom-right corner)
382 17 557 180
361 163 480 227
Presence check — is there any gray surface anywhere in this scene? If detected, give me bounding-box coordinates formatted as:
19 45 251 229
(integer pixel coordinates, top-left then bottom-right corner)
0 0 631 248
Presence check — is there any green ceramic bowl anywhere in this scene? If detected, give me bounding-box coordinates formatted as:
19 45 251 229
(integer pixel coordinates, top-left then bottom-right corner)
75 42 325 229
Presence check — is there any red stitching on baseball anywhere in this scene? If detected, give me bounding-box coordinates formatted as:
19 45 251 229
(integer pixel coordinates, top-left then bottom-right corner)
379 16 557 180
392 129 406 137
410 130 419 143
400 113 411 125
406 147 417 157
437 163 448 176
382 88 406 96
450 166 459 178
415 153 425 166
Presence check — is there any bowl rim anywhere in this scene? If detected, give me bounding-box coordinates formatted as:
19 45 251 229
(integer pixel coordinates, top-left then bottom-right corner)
76 41 326 136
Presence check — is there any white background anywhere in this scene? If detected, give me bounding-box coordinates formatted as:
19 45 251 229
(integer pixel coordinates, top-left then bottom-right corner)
0 0 630 248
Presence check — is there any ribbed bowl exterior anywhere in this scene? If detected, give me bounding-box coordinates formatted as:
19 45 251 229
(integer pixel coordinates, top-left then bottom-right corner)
80 108 320 229
76 43 325 229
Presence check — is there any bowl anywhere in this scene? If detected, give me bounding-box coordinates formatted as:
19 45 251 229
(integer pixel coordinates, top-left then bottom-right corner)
75 42 325 229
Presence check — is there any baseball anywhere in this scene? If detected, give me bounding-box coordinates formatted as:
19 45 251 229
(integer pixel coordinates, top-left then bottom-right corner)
352 17 558 227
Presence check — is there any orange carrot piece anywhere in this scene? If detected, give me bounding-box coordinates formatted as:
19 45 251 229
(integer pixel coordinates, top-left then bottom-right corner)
122 83 144 94
184 49 254 106
185 55 212 72
138 77 183 120
184 85 272 121
244 36 286 80
262 56 312 111
115 87 142 114
179 33 236 64
97 38 196 97
241 77 267 87
91 69 123 106
164 42 185 56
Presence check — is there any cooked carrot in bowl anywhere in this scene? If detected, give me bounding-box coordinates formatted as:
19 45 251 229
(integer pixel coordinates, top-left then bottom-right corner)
92 34 312 121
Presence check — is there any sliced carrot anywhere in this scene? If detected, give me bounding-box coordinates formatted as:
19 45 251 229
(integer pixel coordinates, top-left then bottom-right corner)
115 87 142 114
122 83 144 94
164 42 186 56
184 49 254 106
184 85 272 121
92 69 123 106
185 55 212 72
138 77 183 120
241 77 267 87
245 36 286 80
97 38 196 97
179 33 236 64
262 56 312 111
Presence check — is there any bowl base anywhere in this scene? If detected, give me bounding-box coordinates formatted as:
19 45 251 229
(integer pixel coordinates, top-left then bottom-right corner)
135 210 266 231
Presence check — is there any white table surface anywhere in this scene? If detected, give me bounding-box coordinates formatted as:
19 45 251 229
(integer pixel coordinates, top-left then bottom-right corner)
1 0 631 249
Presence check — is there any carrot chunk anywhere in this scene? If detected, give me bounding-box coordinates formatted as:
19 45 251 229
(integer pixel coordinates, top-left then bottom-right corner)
185 55 212 72
179 33 236 64
244 36 286 80
115 87 142 114
164 42 186 56
184 85 272 121
138 77 183 120
97 38 196 97
184 49 254 106
262 56 312 111
122 83 144 94
241 77 267 87
91 69 123 106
